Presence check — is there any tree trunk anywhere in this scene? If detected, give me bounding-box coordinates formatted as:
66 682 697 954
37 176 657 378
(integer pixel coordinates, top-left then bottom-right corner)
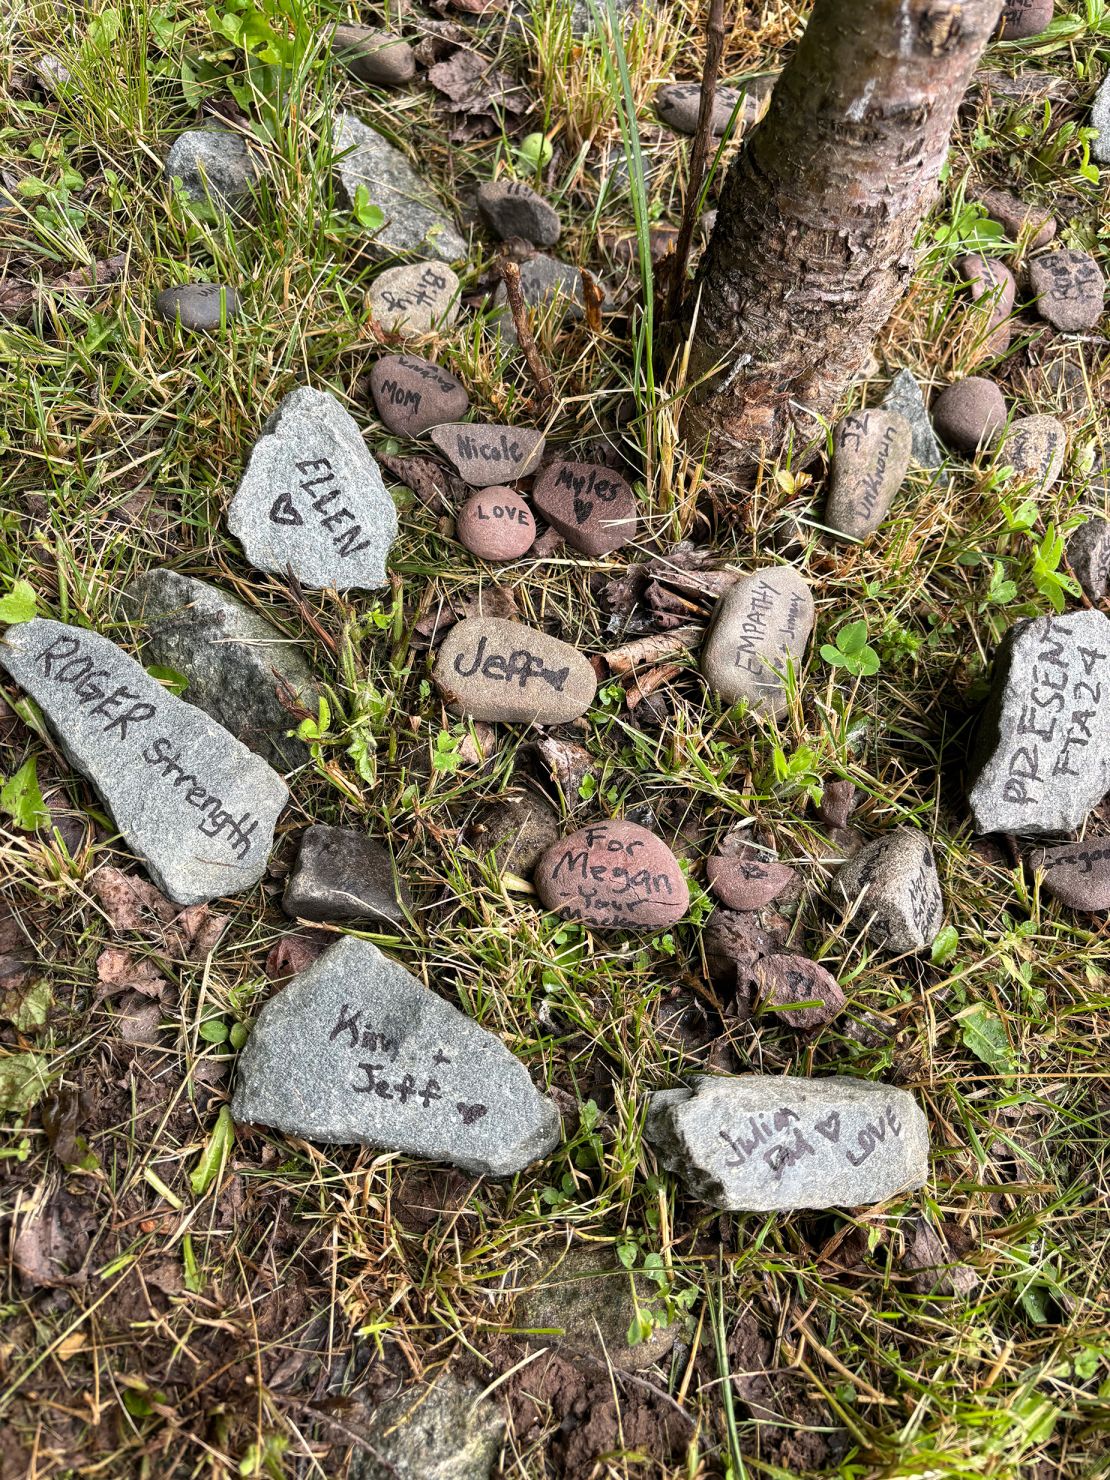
684 0 1002 482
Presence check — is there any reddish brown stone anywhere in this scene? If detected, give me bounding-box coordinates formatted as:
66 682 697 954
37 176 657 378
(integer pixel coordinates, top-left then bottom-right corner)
932 377 1007 453
1030 838 1110 912
535 821 689 930
995 0 1053 39
369 355 469 437
457 488 535 561
706 849 795 911
531 460 638 557
973 186 1055 250
956 254 1016 355
747 952 846 1028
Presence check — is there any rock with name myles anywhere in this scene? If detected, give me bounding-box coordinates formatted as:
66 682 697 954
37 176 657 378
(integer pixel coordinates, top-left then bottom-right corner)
1029 248 1105 332
367 262 460 335
369 355 469 437
826 409 912 541
1030 837 1110 912
746 953 846 1028
332 112 466 262
706 848 795 911
232 935 561 1176
155 283 239 331
457 488 536 561
956 254 1016 355
835 829 944 953
1066 516 1110 602
476 179 561 247
228 386 397 590
0 619 288 905
968 611 1110 835
531 460 637 556
997 414 1066 491
701 567 815 717
433 617 595 724
644 1074 929 1212
430 423 545 485
534 820 689 930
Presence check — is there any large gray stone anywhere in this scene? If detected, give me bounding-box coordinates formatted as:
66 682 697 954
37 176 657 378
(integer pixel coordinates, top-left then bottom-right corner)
0 619 287 905
227 387 396 590
349 1372 505 1480
1092 73 1110 164
968 611 1110 836
882 370 947 483
1067 516 1110 603
332 112 467 262
700 568 814 717
232 936 561 1176
645 1074 929 1212
834 829 944 953
164 128 259 206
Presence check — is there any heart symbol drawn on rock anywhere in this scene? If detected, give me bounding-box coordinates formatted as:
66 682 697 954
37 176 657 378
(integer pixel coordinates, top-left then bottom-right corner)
573 495 594 525
456 1102 488 1125
269 492 303 526
815 1112 841 1143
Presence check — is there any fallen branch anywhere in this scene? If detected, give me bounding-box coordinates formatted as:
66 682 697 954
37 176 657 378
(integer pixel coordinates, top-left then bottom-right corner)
606 624 702 675
496 255 555 414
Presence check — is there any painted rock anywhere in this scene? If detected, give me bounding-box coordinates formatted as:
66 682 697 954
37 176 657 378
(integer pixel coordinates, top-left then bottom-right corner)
367 262 460 335
457 488 536 561
535 820 689 929
706 848 795 911
531 460 637 556
1066 516 1110 603
369 355 469 437
826 409 912 541
1030 838 1110 912
701 567 814 717
155 282 239 330
330 24 415 86
433 617 595 724
835 829 944 953
931 377 1007 453
746 953 846 1028
997 414 1066 491
995 0 1054 39
973 185 1055 250
956 254 1016 354
476 179 561 247
430 423 545 485
1029 248 1105 333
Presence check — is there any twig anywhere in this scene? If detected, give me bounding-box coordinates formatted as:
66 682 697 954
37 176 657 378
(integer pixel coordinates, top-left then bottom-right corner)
626 661 683 709
579 267 604 334
667 0 726 323
606 624 702 675
497 256 555 414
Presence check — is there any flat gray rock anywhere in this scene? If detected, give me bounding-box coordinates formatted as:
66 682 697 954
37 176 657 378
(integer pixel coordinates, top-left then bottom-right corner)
349 1372 505 1480
122 569 320 772
367 262 460 334
429 423 545 485
0 619 287 904
968 611 1110 835
701 567 814 716
834 828 944 953
1029 248 1104 332
433 617 596 724
997 414 1066 491
882 370 947 483
330 24 415 86
490 254 593 342
1067 516 1110 602
826 408 912 541
155 283 239 330
1030 837 1110 912
655 76 772 136
228 386 397 590
283 824 411 925
332 112 466 261
232 936 561 1176
165 128 258 206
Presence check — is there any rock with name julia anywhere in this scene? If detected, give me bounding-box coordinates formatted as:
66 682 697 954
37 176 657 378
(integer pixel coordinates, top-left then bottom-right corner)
0 619 288 905
826 409 912 541
706 848 795 912
531 460 637 556
433 617 595 724
746 953 846 1028
931 376 1007 454
1066 516 1110 603
369 355 469 437
165 128 259 206
701 567 815 717
283 824 411 926
430 423 545 485
1029 248 1105 333
956 253 1015 355
968 611 1110 835
997 414 1066 491
332 112 466 262
155 283 239 331
644 1074 929 1212
367 261 460 335
882 369 947 483
995 0 1053 39
228 387 397 590
655 76 773 136
973 185 1055 250
1030 837 1110 912
835 829 944 954
232 935 560 1175
534 820 689 930
476 179 561 247
457 488 536 561
330 23 415 86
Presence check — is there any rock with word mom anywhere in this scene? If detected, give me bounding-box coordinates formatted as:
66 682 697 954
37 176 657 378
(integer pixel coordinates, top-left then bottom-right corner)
231 935 560 1175
535 820 689 929
228 387 396 589
968 611 1110 835
834 828 944 954
826 409 912 542
332 112 466 262
457 488 536 561
367 262 460 335
433 617 595 724
644 1074 929 1211
532 460 638 557
1030 837 1110 913
1029 248 1105 333
701 567 814 717
369 355 469 437
430 423 545 485
1066 516 1110 603
164 127 259 207
0 619 287 905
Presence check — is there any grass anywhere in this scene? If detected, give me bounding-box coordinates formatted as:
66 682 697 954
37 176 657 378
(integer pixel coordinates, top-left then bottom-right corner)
1 0 1110 1476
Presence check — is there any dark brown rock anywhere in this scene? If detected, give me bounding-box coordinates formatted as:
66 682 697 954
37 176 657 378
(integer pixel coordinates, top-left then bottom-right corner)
995 0 1053 39
1066 516 1110 602
932 377 1007 453
956 254 1016 355
369 356 469 437
433 617 595 724
476 180 560 247
826 409 912 541
997 414 1066 490
430 423 545 485
1029 249 1105 333
706 849 796 911
456 488 535 561
535 820 689 930
331 24 415 85
973 186 1055 250
283 826 411 926
1030 837 1110 912
746 953 846 1028
531 460 637 556
817 780 857 831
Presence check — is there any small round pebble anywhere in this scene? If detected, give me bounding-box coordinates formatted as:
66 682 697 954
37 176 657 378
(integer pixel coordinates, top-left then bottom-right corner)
706 849 795 911
476 180 561 248
330 24 415 86
995 0 1053 39
1029 248 1105 332
931 377 1007 453
457 488 536 561
155 283 240 330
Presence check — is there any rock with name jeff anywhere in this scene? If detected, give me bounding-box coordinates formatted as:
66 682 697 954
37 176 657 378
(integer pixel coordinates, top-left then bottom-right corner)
531 460 638 556
430 423 545 485
433 617 595 724
826 409 912 542
0 619 288 905
534 821 689 929
1030 837 1110 912
369 355 469 437
457 488 536 561
701 567 814 717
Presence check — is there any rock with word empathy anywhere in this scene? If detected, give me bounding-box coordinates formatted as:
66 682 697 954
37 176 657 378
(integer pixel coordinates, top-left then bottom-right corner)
746 953 846 1029
231 935 560 1175
826 409 912 541
995 0 1053 38
283 825 411 926
701 567 815 717
155 283 239 330
121 569 320 773
534 820 689 929
655 76 773 136
955 254 1015 355
349 1372 506 1480
430 423 545 485
367 262 460 334
645 1074 929 1211
834 829 944 953
332 112 466 262
968 611 1110 835
433 618 595 724
931 376 1007 453
0 620 288 905
882 370 947 481
1092 73 1110 163
532 460 637 556
477 179 561 247
706 847 795 912
997 414 1066 491
457 488 536 561
369 355 469 437
1066 516 1110 603
1030 838 1110 912
164 128 258 206
330 24 415 86
973 185 1055 250
1029 248 1105 332
228 387 397 590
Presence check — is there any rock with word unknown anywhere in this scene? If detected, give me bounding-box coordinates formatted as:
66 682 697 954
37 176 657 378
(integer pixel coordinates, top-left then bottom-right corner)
165 128 258 206
369 355 469 437
706 847 795 912
746 953 846 1028
228 387 396 590
1066 516 1110 603
367 261 460 334
535 820 689 930
122 569 320 773
932 376 1007 453
155 283 239 331
997 414 1066 491
882 369 947 482
701 567 814 717
457 488 536 561
330 23 415 86
284 825 411 926
332 112 466 262
645 1074 929 1212
532 460 637 556
835 829 944 953
1029 248 1105 332
1092 73 1110 163
956 253 1015 354
434 618 595 724
232 935 560 1175
0 619 287 905
655 75 773 136
430 423 545 485
349 1372 505 1480
973 185 1055 249
1030 837 1110 912
968 611 1110 835
995 0 1053 38
826 409 912 541
477 179 561 247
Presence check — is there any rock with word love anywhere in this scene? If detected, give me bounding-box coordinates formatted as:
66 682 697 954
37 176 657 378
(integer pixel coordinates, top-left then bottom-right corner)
232 935 560 1176
701 567 814 717
369 355 469 437
430 423 545 485
534 820 689 930
228 387 397 590
456 488 536 561
645 1074 929 1211
433 617 595 724
532 460 638 556
0 619 288 905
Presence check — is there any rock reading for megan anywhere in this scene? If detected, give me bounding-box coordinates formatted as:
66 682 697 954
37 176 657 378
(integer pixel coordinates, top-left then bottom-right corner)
535 820 689 929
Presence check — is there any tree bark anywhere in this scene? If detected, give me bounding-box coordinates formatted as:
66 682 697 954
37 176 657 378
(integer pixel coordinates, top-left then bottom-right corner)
684 0 1002 482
